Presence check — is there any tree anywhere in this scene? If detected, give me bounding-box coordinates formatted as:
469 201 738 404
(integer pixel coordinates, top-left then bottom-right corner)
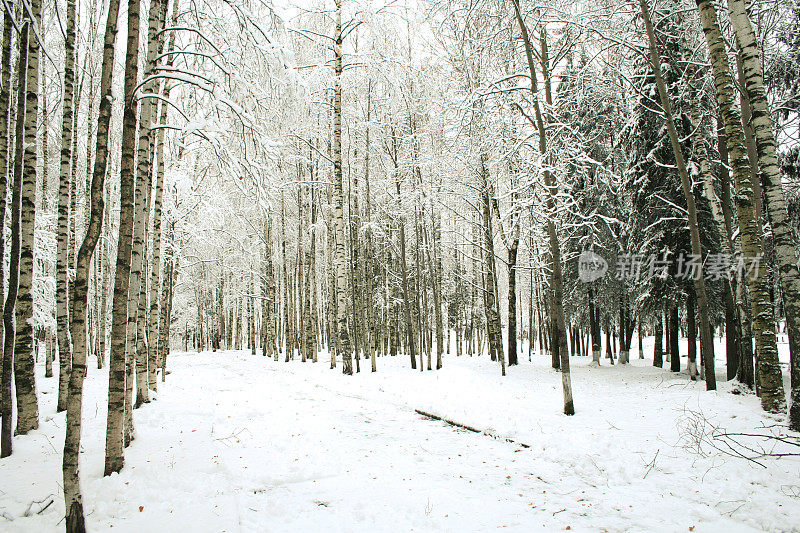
0 0 15 457
106 0 143 475
332 0 353 375
638 0 716 390
56 0 78 414
2 20 29 457
14 0 43 436
511 0 574 415
148 0 180 390
727 0 799 424
696 0 786 412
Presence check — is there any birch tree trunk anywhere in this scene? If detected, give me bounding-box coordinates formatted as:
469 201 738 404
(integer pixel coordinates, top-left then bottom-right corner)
56 0 78 413
63 0 122 512
263 214 277 358
687 288 699 378
726 0 798 423
106 0 143 475
131 0 166 408
363 86 376 372
708 125 742 380
309 188 319 363
159 221 175 380
147 0 178 388
429 208 443 370
332 0 352 374
2 23 30 456
506 220 520 366
14 0 43 436
0 1 14 457
696 0 785 411
63 38 115 533
281 191 292 362
391 139 417 370
480 155 505 375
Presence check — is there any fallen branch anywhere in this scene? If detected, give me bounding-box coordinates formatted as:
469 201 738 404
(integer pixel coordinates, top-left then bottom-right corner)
677 408 800 468
643 449 659 479
23 495 54 517
415 409 531 449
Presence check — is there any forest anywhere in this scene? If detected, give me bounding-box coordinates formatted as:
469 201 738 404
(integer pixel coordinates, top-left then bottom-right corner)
1 0 799 530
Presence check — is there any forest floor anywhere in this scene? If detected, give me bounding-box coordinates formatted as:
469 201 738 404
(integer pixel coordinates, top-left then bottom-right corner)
1 337 799 532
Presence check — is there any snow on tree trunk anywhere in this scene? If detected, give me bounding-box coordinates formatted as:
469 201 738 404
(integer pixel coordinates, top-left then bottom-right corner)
147 0 178 385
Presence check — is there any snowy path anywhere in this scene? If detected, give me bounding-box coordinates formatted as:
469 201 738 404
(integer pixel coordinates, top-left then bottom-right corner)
2 344 799 532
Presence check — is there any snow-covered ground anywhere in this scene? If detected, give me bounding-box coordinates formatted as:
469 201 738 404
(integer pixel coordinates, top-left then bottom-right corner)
1 336 799 532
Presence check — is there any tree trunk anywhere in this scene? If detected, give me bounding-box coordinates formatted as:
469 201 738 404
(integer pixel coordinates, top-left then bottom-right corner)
132 0 167 408
263 215 276 358
0 2 15 457
687 288 699 379
148 0 179 389
507 226 519 366
63 0 121 508
654 314 663 367
726 0 797 423
670 304 680 373
363 88 376 371
640 0 715 389
332 0 352 374
2 23 30 456
14 0 43 436
105 0 143 475
55 0 78 413
159 225 175 380
480 156 505 375
618 297 629 364
696 0 785 411
716 127 745 380
638 318 644 359
511 2 573 414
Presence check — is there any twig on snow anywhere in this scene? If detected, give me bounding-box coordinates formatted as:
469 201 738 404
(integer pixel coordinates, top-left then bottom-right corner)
414 409 532 449
643 449 659 479
23 494 54 517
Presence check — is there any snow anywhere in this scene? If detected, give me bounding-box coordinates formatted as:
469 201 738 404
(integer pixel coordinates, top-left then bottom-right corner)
1 337 799 532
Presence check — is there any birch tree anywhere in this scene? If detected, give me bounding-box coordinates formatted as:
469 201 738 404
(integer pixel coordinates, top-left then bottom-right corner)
106 0 144 475
14 0 43 436
2 21 29 456
56 0 78 414
727 0 800 424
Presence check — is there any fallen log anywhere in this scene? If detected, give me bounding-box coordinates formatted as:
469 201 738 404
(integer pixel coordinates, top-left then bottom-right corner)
414 409 531 449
